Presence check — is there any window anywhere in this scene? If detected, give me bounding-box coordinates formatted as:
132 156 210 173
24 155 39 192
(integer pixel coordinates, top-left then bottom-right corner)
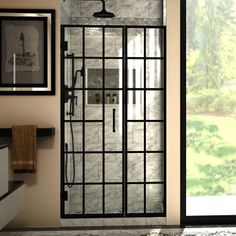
181 0 236 225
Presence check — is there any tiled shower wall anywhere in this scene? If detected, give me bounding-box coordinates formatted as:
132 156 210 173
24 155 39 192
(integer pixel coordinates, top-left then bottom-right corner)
61 0 71 24
61 0 163 25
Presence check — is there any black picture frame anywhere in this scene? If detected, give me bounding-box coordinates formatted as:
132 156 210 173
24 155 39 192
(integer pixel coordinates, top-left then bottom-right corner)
0 9 55 95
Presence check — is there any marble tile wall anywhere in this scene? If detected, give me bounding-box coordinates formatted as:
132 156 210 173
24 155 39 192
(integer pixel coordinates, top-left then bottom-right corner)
61 0 163 26
71 0 162 21
61 0 71 24
72 17 161 26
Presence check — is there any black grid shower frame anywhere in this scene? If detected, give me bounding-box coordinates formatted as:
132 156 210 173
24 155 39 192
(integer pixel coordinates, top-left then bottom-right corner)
83 26 124 216
61 25 166 218
61 25 65 217
124 26 166 217
61 25 124 218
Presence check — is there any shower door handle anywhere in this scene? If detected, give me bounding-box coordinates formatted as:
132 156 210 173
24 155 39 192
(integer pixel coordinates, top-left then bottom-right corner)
113 109 116 133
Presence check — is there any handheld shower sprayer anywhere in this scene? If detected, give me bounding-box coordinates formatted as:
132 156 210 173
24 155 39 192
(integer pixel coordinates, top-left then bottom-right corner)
64 53 84 189
64 53 84 117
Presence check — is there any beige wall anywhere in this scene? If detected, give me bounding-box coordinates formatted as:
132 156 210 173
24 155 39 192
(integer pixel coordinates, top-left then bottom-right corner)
166 0 181 225
0 0 181 228
0 0 61 228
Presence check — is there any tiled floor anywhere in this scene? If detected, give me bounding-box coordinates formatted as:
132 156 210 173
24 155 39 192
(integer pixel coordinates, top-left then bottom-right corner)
1 227 236 236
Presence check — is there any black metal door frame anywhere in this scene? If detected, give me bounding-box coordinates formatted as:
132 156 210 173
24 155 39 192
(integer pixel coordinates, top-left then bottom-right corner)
61 25 166 218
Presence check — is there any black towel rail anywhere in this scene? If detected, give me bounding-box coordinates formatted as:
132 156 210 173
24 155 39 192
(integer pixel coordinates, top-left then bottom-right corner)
0 128 55 137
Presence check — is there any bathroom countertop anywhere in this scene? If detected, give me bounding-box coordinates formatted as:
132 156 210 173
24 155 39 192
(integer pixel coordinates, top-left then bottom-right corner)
0 143 8 150
0 181 24 201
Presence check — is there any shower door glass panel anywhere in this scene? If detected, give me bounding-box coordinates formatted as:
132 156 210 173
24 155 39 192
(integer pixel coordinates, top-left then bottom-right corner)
146 90 164 120
105 185 123 214
127 60 144 89
65 27 83 57
127 184 144 213
105 59 123 89
128 153 144 182
146 153 164 182
146 60 164 88
127 122 144 151
62 25 166 217
126 27 165 215
127 28 144 58
146 122 164 151
104 59 123 152
85 59 103 121
105 96 123 152
85 185 103 214
146 28 164 58
127 90 144 120
146 184 164 213
64 122 82 152
65 185 83 214
104 28 124 215
85 27 103 57
105 28 123 57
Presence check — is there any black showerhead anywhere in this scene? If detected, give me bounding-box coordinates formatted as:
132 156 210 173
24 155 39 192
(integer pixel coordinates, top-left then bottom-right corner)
93 9 115 18
93 0 115 18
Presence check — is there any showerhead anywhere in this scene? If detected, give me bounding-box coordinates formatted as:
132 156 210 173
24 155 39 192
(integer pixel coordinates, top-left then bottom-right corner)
93 0 115 18
63 0 115 18
93 9 115 18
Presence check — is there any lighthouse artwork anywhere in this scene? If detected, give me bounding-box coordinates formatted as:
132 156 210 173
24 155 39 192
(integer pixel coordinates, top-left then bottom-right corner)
4 24 40 72
0 10 55 94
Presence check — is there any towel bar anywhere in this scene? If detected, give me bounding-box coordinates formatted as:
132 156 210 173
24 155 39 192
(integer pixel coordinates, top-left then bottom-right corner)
0 128 55 137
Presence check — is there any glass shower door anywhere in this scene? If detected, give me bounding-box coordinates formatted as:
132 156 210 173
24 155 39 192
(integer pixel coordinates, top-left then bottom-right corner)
103 72 124 215
61 25 166 218
125 27 165 216
104 27 124 214
62 26 125 217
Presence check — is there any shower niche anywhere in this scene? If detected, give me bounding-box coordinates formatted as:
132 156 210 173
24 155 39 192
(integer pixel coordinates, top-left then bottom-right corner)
86 68 120 104
61 25 166 218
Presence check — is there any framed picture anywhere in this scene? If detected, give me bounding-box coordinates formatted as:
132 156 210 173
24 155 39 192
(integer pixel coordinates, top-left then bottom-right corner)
0 9 55 95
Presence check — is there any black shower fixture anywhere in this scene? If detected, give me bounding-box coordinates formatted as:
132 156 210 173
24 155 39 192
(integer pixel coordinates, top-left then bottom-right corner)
93 0 115 18
62 0 115 18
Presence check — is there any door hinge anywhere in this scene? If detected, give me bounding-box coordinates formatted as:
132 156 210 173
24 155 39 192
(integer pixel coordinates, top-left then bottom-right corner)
61 191 68 201
61 41 68 51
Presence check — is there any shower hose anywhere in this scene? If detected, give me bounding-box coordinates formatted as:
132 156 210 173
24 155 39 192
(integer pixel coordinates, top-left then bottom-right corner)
65 99 76 188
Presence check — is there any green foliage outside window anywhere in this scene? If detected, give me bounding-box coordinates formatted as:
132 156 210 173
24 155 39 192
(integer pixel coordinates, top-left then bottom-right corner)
187 0 236 196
